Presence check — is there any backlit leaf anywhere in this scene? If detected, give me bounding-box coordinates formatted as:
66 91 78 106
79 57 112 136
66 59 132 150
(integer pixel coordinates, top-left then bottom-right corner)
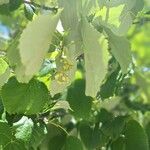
16 11 61 82
82 19 109 97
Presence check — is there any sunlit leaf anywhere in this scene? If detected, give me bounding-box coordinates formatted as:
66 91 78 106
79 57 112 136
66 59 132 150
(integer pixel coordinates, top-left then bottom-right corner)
0 58 10 87
82 19 109 97
105 28 132 73
16 10 61 82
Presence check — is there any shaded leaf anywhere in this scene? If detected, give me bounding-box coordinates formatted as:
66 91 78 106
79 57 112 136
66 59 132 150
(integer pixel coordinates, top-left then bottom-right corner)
111 136 125 150
67 79 92 119
40 123 67 150
79 122 107 149
0 122 26 150
101 116 127 140
1 77 49 115
125 120 149 150
29 122 47 149
62 136 83 150
24 3 34 21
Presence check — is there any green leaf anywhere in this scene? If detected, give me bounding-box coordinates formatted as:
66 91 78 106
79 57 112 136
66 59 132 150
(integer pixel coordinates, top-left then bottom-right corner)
38 59 56 77
13 117 47 149
96 108 113 124
0 3 9 15
49 31 63 53
111 136 125 150
0 58 8 76
14 117 33 143
9 0 23 11
98 62 120 99
7 32 21 67
101 116 127 140
62 136 83 150
0 58 10 88
0 68 10 88
145 122 150 149
0 122 26 150
67 79 92 119
1 77 49 115
117 0 144 35
98 0 144 35
105 28 132 73
0 0 23 15
40 123 67 150
125 120 149 150
58 0 83 57
79 122 107 149
82 19 109 97
16 10 61 83
29 122 47 149
0 122 13 146
3 140 26 150
24 3 34 21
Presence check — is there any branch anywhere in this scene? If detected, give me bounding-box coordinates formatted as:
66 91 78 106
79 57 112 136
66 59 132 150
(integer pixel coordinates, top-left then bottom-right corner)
24 0 58 12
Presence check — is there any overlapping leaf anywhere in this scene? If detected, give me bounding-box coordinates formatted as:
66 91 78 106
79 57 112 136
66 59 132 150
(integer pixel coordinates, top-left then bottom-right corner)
62 136 83 150
79 121 107 149
40 123 67 150
16 11 61 82
98 0 144 35
0 58 10 87
1 77 49 115
0 122 26 150
67 79 92 119
82 19 109 97
105 28 132 73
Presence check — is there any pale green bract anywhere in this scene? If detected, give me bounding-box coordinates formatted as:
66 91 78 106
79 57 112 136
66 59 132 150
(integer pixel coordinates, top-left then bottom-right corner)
82 19 109 97
50 0 83 96
58 0 83 57
16 11 61 83
50 46 77 96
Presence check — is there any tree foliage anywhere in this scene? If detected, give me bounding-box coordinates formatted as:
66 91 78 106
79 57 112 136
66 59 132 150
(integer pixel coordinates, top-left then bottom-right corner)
0 0 150 149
